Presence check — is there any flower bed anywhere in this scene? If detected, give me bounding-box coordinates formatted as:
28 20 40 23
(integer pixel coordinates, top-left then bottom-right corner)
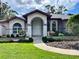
46 41 79 50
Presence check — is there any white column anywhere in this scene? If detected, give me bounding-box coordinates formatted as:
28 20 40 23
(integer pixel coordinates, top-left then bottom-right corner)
9 22 13 35
9 27 13 35
27 24 32 37
43 24 47 36
0 25 2 36
56 20 58 31
50 20 52 31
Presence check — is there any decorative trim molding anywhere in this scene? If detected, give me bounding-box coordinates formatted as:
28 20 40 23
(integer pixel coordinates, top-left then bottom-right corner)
27 24 31 26
43 24 47 26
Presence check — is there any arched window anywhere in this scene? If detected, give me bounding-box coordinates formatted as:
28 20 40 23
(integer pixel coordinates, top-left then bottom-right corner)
13 23 22 34
52 21 56 32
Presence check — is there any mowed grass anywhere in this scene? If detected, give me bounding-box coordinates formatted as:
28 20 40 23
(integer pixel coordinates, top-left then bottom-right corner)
0 43 79 59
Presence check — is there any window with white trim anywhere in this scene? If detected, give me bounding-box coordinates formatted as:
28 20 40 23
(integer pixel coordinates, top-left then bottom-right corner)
13 23 22 34
50 20 58 32
52 21 56 31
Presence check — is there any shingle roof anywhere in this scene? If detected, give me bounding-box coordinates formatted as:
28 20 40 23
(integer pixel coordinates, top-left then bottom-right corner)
0 16 25 23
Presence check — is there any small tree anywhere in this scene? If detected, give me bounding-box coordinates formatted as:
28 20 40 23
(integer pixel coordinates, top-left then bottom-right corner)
0 2 18 20
67 14 79 35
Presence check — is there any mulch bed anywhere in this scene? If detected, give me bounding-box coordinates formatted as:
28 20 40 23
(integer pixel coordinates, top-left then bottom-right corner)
46 41 79 50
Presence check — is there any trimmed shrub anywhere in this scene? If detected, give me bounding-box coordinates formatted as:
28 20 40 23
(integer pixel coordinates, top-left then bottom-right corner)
0 36 1 38
18 40 27 42
18 37 33 43
11 34 15 38
54 31 59 36
42 37 48 42
42 36 64 43
63 32 73 36
58 33 64 36
0 40 13 43
42 37 55 42
47 38 54 42
29 38 33 42
55 38 63 41
7 34 10 38
23 34 26 37
16 34 19 38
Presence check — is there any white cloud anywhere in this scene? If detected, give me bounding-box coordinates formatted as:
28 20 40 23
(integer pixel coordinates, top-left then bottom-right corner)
2 0 78 9
70 0 79 2
1 0 79 15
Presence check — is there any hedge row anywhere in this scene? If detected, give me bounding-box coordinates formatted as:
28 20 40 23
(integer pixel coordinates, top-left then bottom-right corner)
42 36 63 43
0 34 26 38
0 38 33 43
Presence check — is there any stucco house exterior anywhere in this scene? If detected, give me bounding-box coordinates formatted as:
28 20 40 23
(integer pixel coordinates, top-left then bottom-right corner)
0 10 70 37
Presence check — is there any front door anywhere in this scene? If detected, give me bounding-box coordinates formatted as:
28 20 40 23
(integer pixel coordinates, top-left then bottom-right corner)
32 18 43 36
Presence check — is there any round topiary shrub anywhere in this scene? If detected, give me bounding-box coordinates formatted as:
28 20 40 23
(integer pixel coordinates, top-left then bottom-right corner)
16 34 19 38
42 36 48 43
48 38 54 42
7 34 10 38
58 33 64 36
29 38 33 42
11 34 15 38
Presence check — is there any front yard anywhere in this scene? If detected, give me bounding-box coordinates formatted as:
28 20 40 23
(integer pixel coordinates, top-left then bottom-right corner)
0 43 79 59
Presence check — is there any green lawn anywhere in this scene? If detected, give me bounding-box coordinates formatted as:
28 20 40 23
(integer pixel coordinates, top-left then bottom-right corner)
0 43 79 59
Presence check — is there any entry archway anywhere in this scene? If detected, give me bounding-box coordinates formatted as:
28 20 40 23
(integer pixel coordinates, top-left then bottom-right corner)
31 17 43 37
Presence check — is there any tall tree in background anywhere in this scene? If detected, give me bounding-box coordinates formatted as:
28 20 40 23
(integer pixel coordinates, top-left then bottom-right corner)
45 5 55 14
56 5 68 14
0 1 18 20
67 14 79 35
45 5 67 14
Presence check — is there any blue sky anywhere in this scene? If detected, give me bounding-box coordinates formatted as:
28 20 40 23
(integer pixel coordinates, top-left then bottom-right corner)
1 0 79 16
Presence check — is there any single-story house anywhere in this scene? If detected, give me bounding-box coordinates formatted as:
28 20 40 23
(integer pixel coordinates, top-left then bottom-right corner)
0 10 70 37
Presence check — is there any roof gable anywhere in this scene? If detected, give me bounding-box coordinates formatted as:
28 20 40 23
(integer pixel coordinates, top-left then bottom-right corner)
23 10 50 18
0 16 25 23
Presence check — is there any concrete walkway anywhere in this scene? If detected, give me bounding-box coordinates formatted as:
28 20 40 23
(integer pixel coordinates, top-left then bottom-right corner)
33 37 79 56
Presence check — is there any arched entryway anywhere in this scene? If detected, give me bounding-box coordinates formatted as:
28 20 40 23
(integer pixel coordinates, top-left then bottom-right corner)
31 17 43 37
